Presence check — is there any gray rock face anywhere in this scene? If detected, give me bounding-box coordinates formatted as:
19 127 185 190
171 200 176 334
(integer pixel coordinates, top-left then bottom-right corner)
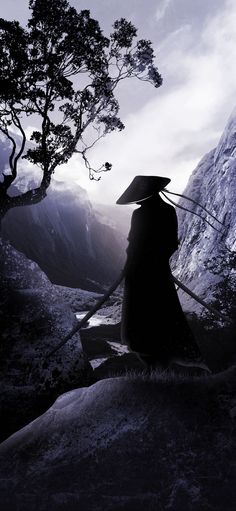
0 238 93 441
172 110 236 315
2 180 126 292
0 369 235 511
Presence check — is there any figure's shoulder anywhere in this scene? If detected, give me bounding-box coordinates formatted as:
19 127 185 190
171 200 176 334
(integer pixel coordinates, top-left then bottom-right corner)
131 206 142 219
161 200 176 216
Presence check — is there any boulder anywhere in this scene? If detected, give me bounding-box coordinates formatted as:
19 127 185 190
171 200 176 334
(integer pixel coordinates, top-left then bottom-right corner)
0 368 235 510
0 238 93 441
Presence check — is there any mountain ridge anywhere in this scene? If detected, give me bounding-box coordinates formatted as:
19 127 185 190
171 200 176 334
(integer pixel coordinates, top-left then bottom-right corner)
2 180 126 292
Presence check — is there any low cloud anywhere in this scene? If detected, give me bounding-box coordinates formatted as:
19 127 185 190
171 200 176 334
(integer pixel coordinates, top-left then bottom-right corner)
155 0 173 23
9 0 236 207
57 0 235 205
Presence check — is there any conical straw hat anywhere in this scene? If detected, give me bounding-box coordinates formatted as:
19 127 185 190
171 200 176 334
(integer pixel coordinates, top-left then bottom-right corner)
116 175 171 205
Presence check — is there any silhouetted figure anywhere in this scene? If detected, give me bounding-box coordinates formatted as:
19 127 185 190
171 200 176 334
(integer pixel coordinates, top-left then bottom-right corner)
116 176 203 370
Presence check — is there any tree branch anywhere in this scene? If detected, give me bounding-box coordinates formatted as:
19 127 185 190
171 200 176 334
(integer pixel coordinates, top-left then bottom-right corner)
11 108 26 176
0 122 17 191
7 176 52 210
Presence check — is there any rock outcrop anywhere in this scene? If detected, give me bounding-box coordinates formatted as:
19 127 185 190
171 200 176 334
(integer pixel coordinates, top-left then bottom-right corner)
0 369 235 511
0 238 92 441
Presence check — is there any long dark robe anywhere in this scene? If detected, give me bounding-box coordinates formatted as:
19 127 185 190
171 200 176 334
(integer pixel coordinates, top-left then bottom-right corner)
121 196 202 363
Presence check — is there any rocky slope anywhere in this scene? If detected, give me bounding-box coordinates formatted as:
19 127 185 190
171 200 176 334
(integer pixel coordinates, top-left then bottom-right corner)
172 110 236 317
0 369 235 511
2 180 126 292
0 238 93 442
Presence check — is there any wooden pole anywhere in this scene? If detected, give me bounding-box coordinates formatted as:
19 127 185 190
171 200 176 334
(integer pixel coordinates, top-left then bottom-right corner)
172 275 229 322
46 271 124 358
47 270 230 359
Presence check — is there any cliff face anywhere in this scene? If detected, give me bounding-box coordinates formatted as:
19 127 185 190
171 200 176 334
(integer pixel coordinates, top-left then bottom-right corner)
173 110 236 315
2 180 126 292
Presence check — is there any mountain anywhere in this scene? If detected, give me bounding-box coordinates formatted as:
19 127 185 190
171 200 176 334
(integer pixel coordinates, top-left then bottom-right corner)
173 110 236 317
94 202 133 238
2 180 126 292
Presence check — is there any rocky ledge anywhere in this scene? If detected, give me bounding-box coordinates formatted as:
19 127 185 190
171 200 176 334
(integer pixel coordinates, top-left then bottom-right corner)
0 368 235 511
0 238 93 442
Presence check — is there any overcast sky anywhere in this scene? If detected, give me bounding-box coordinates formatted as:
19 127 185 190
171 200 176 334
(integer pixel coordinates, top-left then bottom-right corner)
1 0 236 204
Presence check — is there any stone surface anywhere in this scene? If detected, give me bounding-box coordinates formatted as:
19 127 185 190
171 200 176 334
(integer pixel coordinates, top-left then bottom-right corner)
0 368 235 511
172 110 236 317
0 238 93 441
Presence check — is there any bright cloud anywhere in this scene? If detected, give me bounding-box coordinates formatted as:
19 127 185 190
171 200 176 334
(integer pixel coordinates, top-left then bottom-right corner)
156 0 172 23
55 0 236 205
9 0 236 206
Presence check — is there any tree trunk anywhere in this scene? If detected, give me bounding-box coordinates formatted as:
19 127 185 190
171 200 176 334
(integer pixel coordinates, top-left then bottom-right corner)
0 183 49 231
0 193 11 230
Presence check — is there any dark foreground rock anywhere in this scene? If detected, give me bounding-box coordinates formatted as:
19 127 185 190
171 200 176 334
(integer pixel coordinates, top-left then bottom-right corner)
80 333 116 359
80 323 121 359
0 368 235 511
0 238 93 442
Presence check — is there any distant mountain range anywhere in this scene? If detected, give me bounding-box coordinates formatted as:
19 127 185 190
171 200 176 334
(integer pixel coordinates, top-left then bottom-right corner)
2 180 127 292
